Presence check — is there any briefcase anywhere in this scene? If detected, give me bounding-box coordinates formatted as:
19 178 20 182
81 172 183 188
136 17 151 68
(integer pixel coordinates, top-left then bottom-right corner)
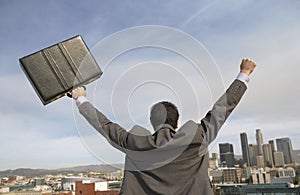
19 35 102 105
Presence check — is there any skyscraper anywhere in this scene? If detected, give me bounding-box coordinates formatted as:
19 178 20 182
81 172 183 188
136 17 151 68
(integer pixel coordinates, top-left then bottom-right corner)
276 137 294 164
256 155 264 168
256 129 264 155
249 144 258 166
268 140 276 152
274 151 285 167
262 144 273 167
268 140 276 165
219 143 235 167
240 132 250 167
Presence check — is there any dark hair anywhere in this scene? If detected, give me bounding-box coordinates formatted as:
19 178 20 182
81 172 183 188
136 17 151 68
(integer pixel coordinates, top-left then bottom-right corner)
150 101 179 130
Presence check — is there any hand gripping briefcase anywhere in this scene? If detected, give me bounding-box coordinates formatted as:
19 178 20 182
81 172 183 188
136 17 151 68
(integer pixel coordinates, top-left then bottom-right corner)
19 35 102 105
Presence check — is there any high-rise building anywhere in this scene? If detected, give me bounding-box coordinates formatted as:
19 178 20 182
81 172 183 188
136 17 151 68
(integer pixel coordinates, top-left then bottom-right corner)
262 144 273 167
268 140 276 152
256 129 264 155
276 137 294 164
268 140 276 165
249 144 258 166
209 153 219 169
274 151 285 167
240 132 250 167
219 143 235 167
256 155 264 168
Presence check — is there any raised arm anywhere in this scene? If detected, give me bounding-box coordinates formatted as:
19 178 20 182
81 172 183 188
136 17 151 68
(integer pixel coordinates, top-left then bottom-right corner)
72 88 156 152
200 58 256 144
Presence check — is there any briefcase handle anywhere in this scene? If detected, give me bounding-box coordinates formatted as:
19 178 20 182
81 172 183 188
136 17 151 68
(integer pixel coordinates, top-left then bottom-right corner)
66 85 86 98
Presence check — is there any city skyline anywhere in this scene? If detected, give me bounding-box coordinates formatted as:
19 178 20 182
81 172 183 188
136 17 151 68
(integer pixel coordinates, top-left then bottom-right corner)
218 128 299 168
215 129 300 157
1 1 300 170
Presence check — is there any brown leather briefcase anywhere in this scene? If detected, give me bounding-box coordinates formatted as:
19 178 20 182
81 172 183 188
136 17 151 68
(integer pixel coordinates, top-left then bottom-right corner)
19 35 102 105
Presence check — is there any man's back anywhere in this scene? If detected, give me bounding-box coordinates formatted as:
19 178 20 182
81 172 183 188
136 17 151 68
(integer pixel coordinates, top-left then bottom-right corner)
121 121 213 194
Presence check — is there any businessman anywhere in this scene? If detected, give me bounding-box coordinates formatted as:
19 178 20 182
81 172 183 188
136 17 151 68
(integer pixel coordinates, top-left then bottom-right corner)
72 58 256 194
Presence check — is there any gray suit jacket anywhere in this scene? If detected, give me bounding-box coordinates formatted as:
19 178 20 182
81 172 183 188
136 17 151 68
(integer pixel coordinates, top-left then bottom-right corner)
78 79 247 195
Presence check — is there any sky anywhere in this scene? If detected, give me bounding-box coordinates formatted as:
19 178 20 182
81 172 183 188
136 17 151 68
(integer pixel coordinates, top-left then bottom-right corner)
1 0 300 170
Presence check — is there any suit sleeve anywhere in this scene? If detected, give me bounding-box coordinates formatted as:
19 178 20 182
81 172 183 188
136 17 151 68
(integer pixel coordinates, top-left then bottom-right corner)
200 79 247 144
78 102 156 152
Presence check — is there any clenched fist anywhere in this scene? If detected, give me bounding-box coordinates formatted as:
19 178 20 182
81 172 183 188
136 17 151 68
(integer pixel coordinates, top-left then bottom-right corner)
72 86 86 100
240 58 256 76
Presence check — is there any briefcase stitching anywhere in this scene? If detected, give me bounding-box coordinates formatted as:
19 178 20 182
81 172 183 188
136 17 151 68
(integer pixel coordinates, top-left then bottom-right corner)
42 49 69 90
58 42 84 83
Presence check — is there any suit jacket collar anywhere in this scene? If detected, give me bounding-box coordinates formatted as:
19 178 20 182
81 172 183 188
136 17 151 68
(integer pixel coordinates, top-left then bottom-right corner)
154 124 175 133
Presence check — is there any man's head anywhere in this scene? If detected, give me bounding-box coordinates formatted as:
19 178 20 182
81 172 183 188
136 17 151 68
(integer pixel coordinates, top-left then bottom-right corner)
150 101 179 131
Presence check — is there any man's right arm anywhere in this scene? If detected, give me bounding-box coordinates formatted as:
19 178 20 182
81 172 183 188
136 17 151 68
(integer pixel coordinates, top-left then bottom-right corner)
72 88 157 152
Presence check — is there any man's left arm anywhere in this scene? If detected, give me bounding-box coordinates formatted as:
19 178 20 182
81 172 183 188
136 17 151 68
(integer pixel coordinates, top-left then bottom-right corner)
200 58 256 144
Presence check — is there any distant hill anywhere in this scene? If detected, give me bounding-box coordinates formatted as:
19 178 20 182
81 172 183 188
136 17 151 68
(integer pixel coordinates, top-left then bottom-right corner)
0 164 124 177
57 164 123 173
0 168 56 177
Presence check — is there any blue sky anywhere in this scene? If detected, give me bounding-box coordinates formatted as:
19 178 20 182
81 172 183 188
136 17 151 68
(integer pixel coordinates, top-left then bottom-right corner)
1 0 300 170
